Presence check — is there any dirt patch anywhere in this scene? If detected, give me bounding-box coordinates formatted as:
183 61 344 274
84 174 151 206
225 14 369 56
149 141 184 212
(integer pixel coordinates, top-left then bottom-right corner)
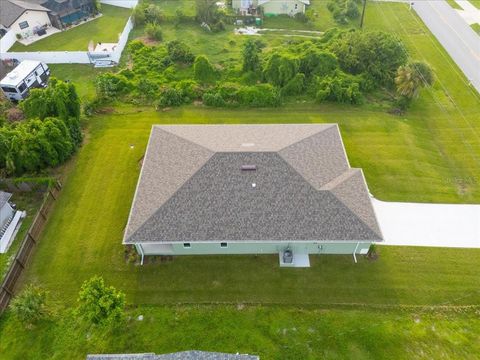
138 36 161 46
95 107 115 114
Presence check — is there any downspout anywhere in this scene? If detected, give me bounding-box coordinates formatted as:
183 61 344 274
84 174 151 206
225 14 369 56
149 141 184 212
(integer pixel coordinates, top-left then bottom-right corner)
137 244 145 265
353 242 360 263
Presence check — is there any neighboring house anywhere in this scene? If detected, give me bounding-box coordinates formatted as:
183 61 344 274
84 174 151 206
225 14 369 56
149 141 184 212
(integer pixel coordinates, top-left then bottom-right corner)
232 0 310 16
0 0 52 34
0 0 96 33
123 124 383 267
87 351 259 359
0 190 23 254
28 0 97 28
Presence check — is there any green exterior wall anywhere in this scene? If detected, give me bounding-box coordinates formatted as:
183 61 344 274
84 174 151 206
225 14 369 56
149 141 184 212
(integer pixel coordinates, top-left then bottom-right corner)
262 0 306 15
137 241 372 256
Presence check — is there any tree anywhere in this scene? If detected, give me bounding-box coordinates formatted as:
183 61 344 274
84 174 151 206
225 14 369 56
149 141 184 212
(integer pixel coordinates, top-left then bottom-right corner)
145 23 163 41
242 39 261 73
77 276 125 325
194 55 216 83
10 285 49 326
195 0 219 24
395 61 434 99
263 53 300 87
329 30 408 86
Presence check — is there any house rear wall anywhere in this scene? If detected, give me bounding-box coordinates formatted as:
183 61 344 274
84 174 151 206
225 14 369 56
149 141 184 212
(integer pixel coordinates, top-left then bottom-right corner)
11 11 51 35
137 241 372 256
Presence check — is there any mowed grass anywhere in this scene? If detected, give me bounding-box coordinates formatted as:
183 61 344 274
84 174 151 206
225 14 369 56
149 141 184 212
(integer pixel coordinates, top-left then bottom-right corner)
14 106 480 307
1 306 479 359
9 5 131 52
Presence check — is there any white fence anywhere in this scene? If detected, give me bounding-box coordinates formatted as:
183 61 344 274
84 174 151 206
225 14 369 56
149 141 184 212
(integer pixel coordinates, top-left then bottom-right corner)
100 0 139 8
0 30 17 54
0 17 134 66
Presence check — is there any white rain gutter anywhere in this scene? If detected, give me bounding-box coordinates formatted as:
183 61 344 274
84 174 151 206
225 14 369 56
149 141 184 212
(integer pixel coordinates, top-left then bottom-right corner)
137 244 145 265
353 242 360 263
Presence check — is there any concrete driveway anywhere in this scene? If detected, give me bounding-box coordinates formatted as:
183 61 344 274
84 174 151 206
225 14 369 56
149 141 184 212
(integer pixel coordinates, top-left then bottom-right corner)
373 199 480 248
412 0 480 93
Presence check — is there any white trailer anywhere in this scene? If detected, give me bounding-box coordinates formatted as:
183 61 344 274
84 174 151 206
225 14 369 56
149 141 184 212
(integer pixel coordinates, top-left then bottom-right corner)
0 60 50 101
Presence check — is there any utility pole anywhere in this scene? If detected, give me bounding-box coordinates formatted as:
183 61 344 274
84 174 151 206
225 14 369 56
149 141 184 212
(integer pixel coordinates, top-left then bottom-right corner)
360 0 367 29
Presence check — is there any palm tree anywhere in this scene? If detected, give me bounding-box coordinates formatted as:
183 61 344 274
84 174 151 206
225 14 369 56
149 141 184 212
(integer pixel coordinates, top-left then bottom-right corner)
395 61 434 99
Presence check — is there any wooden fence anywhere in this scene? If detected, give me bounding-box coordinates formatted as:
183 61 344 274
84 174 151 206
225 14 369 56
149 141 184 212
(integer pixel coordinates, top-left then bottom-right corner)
0 181 62 314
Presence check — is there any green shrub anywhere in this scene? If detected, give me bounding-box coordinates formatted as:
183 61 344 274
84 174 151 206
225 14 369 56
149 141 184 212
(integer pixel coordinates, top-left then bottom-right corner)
202 92 226 107
77 276 125 326
145 23 163 41
237 84 281 107
281 73 305 96
10 285 49 326
167 40 195 64
95 73 132 99
242 39 261 73
315 72 362 104
175 80 202 102
137 78 159 100
157 87 184 107
299 48 338 77
263 53 300 87
132 5 146 26
194 55 217 83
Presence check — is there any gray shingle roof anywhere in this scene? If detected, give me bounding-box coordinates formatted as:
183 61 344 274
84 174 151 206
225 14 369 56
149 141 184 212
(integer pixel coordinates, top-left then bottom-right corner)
0 0 50 28
87 351 259 360
124 124 383 244
0 191 13 209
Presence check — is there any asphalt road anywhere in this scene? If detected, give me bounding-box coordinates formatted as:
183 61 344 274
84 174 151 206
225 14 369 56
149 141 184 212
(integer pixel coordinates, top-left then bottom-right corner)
412 0 480 93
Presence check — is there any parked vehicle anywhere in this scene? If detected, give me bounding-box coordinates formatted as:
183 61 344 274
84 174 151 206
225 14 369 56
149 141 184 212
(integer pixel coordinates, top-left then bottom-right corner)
0 60 50 101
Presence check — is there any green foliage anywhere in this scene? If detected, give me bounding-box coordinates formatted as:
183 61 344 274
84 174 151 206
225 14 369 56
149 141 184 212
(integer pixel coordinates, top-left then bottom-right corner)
281 73 305 96
395 61 435 100
263 53 300 87
167 40 195 64
203 83 280 107
132 3 163 27
132 4 146 26
194 55 216 83
314 71 362 104
195 0 220 24
145 23 163 41
95 73 132 99
298 46 338 77
329 30 408 86
242 39 261 73
327 0 360 24
157 87 184 107
20 78 81 121
77 276 125 325
137 78 159 100
10 285 49 326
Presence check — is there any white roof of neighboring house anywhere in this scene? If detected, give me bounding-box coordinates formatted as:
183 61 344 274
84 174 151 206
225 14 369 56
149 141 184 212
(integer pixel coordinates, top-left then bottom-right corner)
0 60 43 87
0 191 13 209
0 0 50 28
258 0 310 5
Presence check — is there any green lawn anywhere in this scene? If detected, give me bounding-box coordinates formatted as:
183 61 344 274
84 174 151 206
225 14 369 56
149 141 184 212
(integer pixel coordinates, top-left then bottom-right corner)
469 0 480 9
48 64 110 100
445 0 463 10
471 23 480 35
1 2 480 359
9 5 131 52
1 306 479 359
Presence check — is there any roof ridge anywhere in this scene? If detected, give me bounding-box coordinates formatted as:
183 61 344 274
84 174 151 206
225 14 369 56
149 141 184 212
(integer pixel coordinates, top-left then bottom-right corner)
277 123 336 152
320 168 359 190
326 169 383 239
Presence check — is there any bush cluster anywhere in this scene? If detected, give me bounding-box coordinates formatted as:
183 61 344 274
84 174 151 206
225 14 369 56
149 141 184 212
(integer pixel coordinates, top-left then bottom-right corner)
327 0 360 24
0 79 82 176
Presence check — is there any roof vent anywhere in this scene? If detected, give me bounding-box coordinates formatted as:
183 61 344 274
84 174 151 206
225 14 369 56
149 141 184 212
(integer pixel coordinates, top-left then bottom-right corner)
241 165 257 171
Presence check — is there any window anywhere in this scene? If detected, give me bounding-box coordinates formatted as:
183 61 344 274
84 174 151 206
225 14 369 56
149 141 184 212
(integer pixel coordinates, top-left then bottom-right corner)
18 83 27 93
19 21 29 29
1 86 17 93
220 242 228 248
183 243 191 248
295 4 298 9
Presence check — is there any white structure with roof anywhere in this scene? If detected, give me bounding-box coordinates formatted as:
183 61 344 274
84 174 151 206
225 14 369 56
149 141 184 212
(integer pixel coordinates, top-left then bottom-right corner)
0 191 24 254
0 60 50 101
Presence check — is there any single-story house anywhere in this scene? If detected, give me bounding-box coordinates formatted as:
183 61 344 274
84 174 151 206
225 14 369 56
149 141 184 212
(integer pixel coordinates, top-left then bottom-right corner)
123 124 383 267
0 0 96 33
28 0 97 28
87 351 259 359
0 0 52 34
232 0 310 16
